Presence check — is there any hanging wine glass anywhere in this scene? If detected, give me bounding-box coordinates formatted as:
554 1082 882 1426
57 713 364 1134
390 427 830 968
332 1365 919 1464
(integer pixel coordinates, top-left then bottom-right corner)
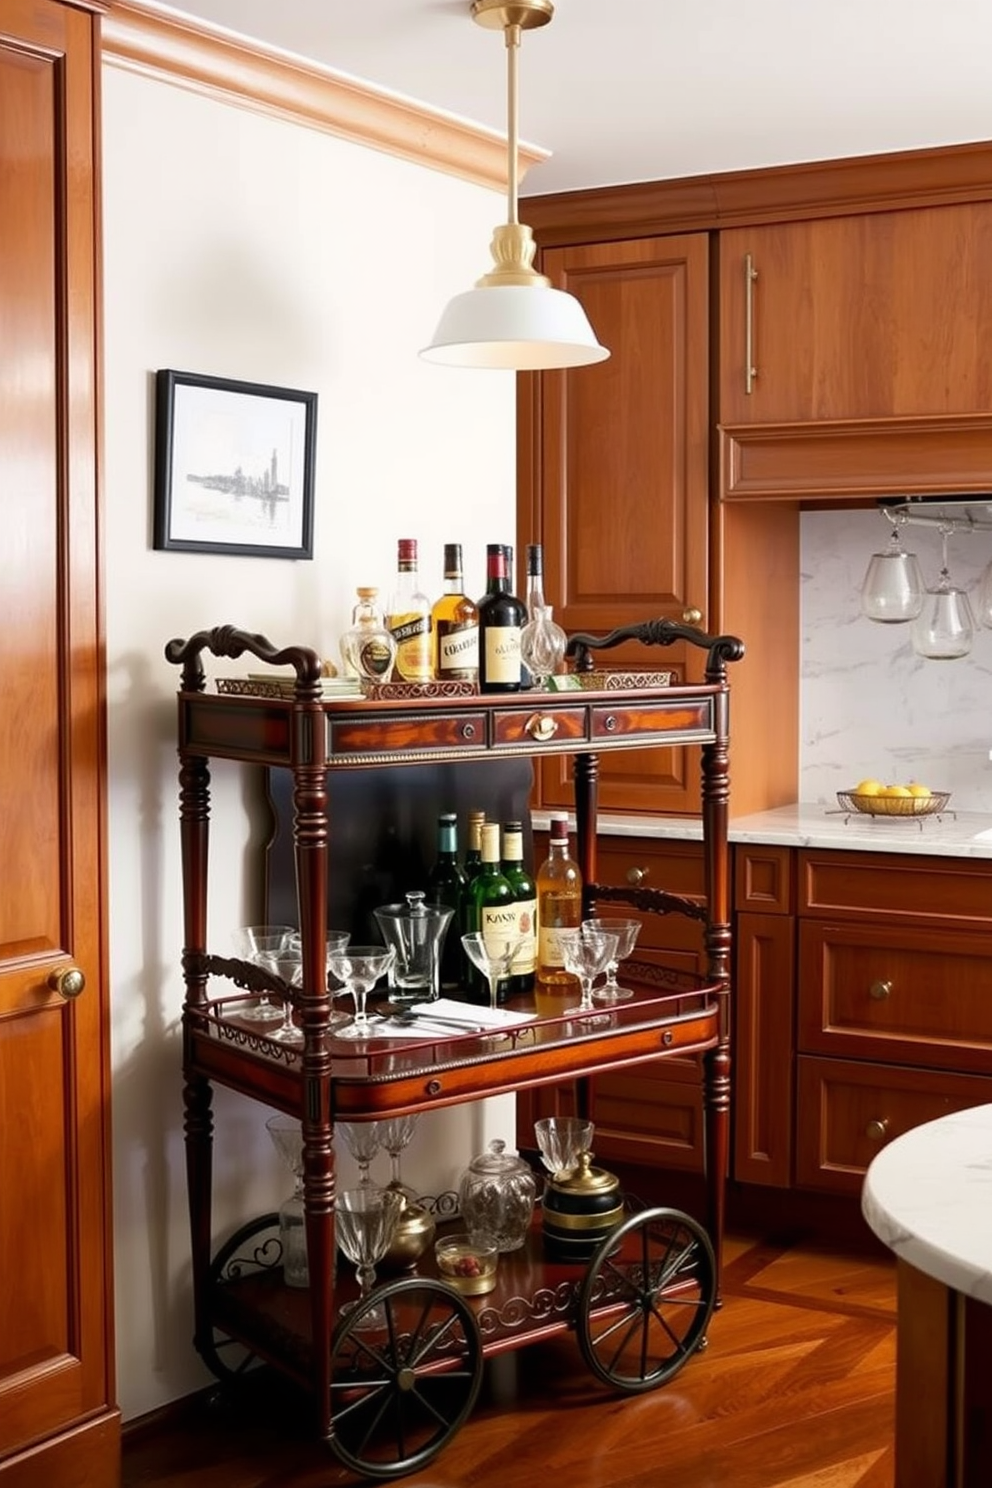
975 559 992 629
911 527 974 659
859 521 925 623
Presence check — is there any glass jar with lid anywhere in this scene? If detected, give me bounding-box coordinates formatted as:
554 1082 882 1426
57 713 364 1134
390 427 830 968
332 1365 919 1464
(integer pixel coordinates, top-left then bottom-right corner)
457 1138 537 1252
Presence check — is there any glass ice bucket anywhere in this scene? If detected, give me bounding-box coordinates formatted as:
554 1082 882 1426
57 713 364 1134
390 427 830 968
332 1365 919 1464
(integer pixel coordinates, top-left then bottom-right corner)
373 890 453 1007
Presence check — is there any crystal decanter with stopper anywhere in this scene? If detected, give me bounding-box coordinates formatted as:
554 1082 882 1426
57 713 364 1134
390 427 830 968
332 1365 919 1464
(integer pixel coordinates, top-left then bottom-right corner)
340 586 396 683
520 542 566 688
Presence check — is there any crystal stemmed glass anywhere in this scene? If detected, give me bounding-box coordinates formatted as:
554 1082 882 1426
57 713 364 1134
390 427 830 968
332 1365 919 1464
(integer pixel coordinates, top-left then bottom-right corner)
460 931 523 1011
557 926 619 1013
325 945 395 1038
231 925 295 1022
534 1115 594 1181
285 930 352 1033
585 917 641 1002
379 1114 419 1203
334 1186 403 1330
265 1114 308 1287
911 527 974 660
256 945 306 1045
337 1121 382 1188
859 524 925 623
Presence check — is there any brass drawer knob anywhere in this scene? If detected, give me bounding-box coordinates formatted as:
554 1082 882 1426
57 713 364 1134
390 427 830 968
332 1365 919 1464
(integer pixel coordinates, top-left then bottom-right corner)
525 713 558 743
49 965 86 1000
682 607 703 625
626 866 649 886
868 980 892 1001
865 1118 888 1143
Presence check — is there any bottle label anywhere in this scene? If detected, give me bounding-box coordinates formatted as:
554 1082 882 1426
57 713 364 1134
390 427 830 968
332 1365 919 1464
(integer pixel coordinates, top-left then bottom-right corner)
538 923 570 970
388 611 432 681
358 636 394 679
510 897 536 975
437 622 479 677
481 904 520 956
484 626 522 685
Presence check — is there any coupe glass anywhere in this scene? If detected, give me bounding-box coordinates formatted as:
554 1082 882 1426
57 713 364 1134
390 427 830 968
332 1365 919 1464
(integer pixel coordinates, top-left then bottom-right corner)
337 1121 382 1188
285 929 353 1033
859 526 925 623
335 1186 403 1330
534 1115 594 1180
325 945 395 1038
460 930 523 1011
585 916 641 1002
557 926 619 1013
256 944 304 1044
265 1114 308 1287
231 924 295 1023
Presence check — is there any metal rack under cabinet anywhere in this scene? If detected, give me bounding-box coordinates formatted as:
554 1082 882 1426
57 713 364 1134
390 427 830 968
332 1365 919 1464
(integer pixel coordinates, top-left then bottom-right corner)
165 620 743 1479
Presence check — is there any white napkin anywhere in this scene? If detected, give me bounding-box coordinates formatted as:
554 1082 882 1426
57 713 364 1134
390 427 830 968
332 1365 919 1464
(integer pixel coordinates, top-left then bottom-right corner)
411 998 537 1029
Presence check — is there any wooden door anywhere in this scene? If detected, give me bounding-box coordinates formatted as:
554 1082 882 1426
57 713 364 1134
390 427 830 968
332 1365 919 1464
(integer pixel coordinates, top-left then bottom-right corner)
719 204 992 427
521 233 710 816
0 2 118 1482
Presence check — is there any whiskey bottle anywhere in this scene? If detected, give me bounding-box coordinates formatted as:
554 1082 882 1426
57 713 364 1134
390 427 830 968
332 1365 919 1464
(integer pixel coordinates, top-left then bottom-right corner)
431 543 479 682
477 542 526 692
535 815 583 1013
386 538 432 682
501 821 537 995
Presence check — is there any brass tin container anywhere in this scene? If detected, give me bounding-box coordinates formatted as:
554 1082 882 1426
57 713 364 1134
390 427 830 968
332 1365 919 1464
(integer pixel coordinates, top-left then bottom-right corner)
380 1192 436 1273
541 1151 623 1262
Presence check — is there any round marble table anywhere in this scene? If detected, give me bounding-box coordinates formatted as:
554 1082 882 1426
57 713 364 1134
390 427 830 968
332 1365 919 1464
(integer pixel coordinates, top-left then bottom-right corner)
862 1103 992 1488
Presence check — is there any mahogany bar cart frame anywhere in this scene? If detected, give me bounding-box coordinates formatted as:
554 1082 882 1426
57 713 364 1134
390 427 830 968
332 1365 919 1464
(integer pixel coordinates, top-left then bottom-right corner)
165 620 743 1477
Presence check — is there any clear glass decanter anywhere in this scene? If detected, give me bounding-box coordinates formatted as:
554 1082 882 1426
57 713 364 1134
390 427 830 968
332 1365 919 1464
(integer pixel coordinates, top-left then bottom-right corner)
340 587 397 682
520 604 567 688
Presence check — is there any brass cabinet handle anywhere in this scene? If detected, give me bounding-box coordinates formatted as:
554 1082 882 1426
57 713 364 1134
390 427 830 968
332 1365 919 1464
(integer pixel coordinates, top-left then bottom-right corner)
49 965 86 1000
682 607 702 625
626 866 649 886
744 252 758 394
869 980 892 1001
865 1119 888 1143
525 714 558 743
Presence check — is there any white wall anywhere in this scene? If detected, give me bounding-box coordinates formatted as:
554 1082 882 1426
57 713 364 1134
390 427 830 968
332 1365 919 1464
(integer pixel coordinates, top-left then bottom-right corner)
801 507 992 807
102 65 517 1420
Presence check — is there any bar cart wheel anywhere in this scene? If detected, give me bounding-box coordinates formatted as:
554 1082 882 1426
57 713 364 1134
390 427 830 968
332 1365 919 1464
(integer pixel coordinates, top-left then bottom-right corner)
198 1213 281 1382
329 1275 484 1479
575 1206 716 1393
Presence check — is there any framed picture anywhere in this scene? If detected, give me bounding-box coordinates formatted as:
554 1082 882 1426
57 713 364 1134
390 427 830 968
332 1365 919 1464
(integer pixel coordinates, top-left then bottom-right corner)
154 369 317 558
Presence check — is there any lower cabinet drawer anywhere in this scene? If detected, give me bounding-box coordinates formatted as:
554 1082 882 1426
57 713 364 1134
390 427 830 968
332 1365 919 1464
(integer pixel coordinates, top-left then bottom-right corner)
795 1055 992 1194
592 838 706 975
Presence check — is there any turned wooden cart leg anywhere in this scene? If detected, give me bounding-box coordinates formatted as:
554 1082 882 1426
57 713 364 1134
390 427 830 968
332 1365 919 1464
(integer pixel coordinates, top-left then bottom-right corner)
702 1041 730 1304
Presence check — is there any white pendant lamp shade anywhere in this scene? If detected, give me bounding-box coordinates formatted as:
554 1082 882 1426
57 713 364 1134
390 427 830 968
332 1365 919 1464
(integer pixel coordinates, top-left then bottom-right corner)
422 283 608 369
420 0 609 372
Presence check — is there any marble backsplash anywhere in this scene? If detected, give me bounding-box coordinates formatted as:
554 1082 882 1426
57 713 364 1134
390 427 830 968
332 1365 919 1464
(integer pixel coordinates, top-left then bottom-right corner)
801 507 992 811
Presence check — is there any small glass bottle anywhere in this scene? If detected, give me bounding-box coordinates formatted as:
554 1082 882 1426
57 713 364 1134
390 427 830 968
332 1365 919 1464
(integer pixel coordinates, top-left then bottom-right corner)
477 543 526 692
339 586 397 682
501 820 537 995
432 543 479 683
427 812 467 990
535 815 583 1013
386 538 433 682
521 543 567 688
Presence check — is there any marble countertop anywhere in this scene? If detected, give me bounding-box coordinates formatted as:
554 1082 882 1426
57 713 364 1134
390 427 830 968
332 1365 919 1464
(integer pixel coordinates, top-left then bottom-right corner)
535 804 992 858
862 1104 992 1303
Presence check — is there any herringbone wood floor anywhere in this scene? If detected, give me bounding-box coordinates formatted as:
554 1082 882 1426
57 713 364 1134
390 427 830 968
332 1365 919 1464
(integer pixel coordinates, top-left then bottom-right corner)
122 1229 896 1488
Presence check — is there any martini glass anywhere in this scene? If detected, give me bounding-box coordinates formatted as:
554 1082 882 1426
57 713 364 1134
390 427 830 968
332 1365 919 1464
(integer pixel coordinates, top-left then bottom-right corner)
337 1121 382 1188
534 1115 594 1181
265 1114 308 1287
335 1186 403 1330
585 917 641 1002
461 930 523 1011
325 945 395 1038
557 926 618 1013
231 924 294 1022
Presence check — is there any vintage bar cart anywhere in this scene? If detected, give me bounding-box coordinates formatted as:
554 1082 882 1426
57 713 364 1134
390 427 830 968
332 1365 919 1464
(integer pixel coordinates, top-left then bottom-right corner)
165 620 743 1478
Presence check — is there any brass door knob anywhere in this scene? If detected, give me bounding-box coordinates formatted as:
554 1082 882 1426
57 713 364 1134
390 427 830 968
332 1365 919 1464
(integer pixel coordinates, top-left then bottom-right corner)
626 866 649 886
865 1119 888 1143
682 607 703 625
868 980 892 1001
49 965 86 1000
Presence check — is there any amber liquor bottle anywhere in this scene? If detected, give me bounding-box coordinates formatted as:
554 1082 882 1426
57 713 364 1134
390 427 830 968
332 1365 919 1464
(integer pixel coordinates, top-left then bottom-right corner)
535 816 583 1013
386 538 432 682
431 543 479 683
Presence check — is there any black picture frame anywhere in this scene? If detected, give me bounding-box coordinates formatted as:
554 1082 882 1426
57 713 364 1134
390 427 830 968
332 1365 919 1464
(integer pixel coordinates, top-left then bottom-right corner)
153 369 317 558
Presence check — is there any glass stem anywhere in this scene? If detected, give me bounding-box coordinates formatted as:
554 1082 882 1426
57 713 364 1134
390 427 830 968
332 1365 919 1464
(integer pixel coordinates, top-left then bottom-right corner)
579 976 594 1012
357 1262 375 1300
487 975 499 1011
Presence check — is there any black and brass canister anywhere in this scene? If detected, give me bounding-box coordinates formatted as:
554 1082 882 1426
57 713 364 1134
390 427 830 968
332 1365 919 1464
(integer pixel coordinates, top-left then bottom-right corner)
541 1150 624 1262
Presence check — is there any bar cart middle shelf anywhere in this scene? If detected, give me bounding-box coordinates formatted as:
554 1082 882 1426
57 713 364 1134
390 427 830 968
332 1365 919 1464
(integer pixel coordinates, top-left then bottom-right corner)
166 620 743 1479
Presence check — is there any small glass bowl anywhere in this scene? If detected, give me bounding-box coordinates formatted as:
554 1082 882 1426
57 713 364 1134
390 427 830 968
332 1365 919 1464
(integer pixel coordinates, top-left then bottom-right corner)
434 1233 498 1295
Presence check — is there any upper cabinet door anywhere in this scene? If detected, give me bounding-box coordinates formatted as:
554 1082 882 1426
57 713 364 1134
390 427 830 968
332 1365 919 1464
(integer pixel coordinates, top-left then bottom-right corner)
524 233 710 815
719 204 992 427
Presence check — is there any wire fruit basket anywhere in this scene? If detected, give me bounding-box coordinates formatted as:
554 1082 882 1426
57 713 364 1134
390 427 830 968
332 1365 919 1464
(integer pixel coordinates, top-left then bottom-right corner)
836 789 951 818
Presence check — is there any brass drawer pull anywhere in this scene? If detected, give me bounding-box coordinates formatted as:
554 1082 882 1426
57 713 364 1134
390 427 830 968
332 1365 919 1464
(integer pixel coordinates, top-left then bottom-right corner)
868 980 892 1001
525 714 558 743
461 722 477 741
744 252 758 394
865 1119 888 1143
682 607 702 625
49 965 86 1000
626 866 649 886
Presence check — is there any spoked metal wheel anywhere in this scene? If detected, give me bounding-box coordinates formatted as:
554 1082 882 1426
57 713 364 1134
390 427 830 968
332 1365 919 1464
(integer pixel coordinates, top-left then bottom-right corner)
329 1276 483 1479
197 1212 281 1383
576 1206 716 1393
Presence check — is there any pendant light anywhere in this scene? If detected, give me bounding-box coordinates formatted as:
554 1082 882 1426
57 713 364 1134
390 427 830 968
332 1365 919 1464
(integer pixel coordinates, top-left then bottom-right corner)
420 0 609 370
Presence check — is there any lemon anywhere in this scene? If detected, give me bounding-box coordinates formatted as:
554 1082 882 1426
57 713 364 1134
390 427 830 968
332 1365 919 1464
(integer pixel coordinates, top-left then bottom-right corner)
908 782 932 799
854 778 884 796
880 784 912 798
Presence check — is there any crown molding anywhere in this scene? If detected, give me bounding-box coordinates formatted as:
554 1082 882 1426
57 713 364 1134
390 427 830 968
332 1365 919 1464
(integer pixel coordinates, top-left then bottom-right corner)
102 0 547 191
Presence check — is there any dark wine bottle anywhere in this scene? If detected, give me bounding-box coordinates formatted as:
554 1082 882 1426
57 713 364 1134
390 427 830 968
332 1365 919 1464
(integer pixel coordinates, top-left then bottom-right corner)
477 542 526 692
427 812 467 990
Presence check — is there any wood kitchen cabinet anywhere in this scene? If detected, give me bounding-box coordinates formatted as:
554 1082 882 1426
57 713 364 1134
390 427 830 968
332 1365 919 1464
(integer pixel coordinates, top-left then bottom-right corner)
518 232 710 817
0 2 118 1483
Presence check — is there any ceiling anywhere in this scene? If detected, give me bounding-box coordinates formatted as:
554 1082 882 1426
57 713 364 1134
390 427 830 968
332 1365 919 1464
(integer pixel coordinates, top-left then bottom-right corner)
157 0 992 197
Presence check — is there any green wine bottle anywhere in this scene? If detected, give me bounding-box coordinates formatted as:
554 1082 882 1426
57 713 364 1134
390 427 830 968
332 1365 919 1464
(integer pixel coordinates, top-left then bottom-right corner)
427 811 466 991
501 820 536 996
463 822 516 1004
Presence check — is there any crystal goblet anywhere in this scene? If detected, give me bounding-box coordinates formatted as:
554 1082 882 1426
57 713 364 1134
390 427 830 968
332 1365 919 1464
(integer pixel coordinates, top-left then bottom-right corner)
265 1114 308 1287
534 1115 594 1181
285 930 352 1032
337 1121 382 1189
557 926 618 1013
585 917 641 1002
256 945 305 1045
335 1186 403 1330
379 1114 419 1202
460 930 523 1011
231 924 294 1023
325 945 395 1038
